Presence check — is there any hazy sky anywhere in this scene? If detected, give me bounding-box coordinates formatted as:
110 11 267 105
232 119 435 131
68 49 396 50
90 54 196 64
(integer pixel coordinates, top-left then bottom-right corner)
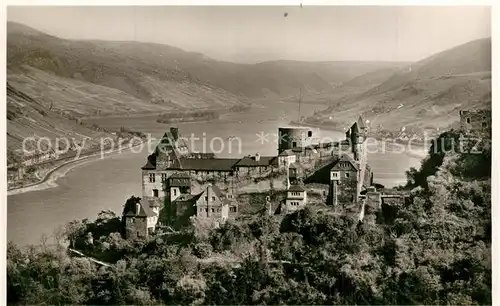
7 6 491 63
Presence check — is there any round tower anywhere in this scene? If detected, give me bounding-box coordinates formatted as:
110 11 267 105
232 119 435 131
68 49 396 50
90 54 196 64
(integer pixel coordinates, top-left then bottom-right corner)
278 127 318 153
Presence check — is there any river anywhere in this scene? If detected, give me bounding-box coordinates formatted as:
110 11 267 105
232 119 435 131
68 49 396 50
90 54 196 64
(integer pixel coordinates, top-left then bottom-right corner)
7 101 425 246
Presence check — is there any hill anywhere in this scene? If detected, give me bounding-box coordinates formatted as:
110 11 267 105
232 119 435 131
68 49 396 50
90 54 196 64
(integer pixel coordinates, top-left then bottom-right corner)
6 82 114 165
7 21 408 170
305 38 492 132
7 21 404 114
7 22 251 117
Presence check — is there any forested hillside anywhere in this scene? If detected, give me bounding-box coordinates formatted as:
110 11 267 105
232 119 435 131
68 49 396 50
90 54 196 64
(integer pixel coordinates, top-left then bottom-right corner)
7 130 491 305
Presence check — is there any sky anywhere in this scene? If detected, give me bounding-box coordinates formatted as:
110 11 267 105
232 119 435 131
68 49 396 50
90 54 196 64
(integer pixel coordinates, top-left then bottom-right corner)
7 6 491 63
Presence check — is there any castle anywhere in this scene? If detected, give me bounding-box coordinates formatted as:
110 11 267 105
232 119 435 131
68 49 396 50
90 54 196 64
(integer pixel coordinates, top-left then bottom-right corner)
123 117 377 238
459 109 491 134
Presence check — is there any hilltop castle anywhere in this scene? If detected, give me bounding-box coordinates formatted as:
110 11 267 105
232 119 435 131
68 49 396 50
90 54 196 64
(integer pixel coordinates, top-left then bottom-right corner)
123 118 375 238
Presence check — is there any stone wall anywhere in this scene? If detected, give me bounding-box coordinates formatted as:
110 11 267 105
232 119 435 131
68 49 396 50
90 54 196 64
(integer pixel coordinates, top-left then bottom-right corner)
278 127 319 153
459 109 491 133
124 217 148 239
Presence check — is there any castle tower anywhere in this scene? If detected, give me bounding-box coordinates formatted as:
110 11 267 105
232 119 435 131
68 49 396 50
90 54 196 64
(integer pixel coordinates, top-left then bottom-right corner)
278 127 318 154
350 122 361 161
288 162 304 186
328 154 359 208
329 169 339 206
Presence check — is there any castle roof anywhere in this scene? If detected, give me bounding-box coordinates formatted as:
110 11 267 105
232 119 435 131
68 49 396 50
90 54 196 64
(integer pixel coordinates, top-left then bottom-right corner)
279 149 295 156
173 193 204 206
124 198 157 218
234 155 275 167
288 184 306 192
350 122 360 134
173 158 240 171
330 154 359 171
188 152 216 159
289 162 303 169
210 184 224 199
357 116 366 129
141 158 156 170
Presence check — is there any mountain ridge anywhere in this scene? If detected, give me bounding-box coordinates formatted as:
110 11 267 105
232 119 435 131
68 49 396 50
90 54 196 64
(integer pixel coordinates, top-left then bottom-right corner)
305 37 491 132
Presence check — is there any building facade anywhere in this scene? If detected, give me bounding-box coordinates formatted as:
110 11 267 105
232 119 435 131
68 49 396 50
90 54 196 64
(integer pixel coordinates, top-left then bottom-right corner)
122 198 159 239
278 127 320 154
284 184 308 212
329 154 359 207
459 109 491 134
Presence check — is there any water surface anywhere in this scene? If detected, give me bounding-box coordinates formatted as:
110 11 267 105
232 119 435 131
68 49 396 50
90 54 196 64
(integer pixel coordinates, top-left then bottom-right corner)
8 102 423 245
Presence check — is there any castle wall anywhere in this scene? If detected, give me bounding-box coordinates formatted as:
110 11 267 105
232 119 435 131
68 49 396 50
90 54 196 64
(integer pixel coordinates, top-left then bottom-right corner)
381 196 406 207
330 168 358 205
235 166 272 178
459 110 491 133
124 217 148 239
285 190 307 212
142 169 178 199
278 127 319 153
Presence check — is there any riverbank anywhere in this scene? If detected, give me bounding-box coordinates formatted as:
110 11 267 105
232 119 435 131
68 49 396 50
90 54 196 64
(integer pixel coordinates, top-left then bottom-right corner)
288 120 344 132
7 141 145 196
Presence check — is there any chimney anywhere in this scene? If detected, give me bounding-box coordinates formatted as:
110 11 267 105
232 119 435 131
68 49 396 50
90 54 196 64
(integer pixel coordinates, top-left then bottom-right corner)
255 153 260 162
170 127 179 141
136 202 141 215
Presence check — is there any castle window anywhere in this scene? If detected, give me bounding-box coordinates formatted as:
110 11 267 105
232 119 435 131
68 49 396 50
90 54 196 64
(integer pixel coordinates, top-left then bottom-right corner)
153 189 159 197
345 173 350 178
211 208 215 213
466 118 471 124
161 173 167 182
230 207 237 213
292 141 297 148
149 173 155 183
173 189 177 196
205 196 208 201
308 131 312 137
205 208 208 212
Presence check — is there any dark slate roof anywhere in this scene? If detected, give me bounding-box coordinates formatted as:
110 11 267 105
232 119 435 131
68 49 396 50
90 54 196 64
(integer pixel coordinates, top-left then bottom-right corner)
330 154 359 171
124 199 157 218
168 176 191 187
350 122 360 134
357 116 366 129
141 159 156 170
288 184 306 192
233 155 275 167
173 193 204 205
279 149 295 156
210 184 224 199
168 158 239 171
289 162 303 169
188 152 216 159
